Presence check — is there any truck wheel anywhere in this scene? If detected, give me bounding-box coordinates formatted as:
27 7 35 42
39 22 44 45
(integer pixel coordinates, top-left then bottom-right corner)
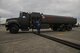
51 27 57 31
9 25 19 33
66 26 72 31
53 28 57 31
57 28 63 31
58 25 66 31
61 27 66 31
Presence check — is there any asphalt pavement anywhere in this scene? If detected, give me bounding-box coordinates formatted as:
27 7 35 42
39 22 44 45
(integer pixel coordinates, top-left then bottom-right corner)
41 27 80 44
0 26 80 53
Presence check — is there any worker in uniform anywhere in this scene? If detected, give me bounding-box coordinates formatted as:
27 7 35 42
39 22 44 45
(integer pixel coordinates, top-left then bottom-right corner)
34 18 41 34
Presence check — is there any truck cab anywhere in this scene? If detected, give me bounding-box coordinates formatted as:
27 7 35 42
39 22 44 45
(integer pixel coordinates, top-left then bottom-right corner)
19 12 30 31
5 12 41 33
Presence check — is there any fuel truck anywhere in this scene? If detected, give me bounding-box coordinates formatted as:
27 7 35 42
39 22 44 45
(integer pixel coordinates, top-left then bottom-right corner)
5 12 77 33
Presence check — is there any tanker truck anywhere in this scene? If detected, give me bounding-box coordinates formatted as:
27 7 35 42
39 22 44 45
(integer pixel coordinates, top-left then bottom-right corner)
5 12 77 33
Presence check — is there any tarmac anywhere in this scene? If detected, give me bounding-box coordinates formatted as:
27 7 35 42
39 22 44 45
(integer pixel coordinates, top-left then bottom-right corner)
0 25 80 53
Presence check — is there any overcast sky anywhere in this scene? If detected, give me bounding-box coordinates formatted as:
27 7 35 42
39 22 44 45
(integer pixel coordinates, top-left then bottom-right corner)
0 0 80 18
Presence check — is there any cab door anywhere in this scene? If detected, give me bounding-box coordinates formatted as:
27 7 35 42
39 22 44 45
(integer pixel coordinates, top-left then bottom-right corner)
19 14 30 29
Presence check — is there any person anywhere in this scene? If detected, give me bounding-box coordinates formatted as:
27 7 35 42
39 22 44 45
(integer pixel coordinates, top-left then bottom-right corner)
34 18 41 34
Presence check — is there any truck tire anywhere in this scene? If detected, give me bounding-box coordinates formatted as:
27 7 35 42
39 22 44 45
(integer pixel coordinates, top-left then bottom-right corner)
66 26 72 31
67 26 72 31
62 27 66 31
53 28 57 31
58 24 66 31
9 25 19 33
58 27 66 31
51 27 57 31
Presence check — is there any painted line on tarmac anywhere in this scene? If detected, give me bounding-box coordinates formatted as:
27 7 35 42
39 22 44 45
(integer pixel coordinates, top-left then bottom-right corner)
33 32 80 50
